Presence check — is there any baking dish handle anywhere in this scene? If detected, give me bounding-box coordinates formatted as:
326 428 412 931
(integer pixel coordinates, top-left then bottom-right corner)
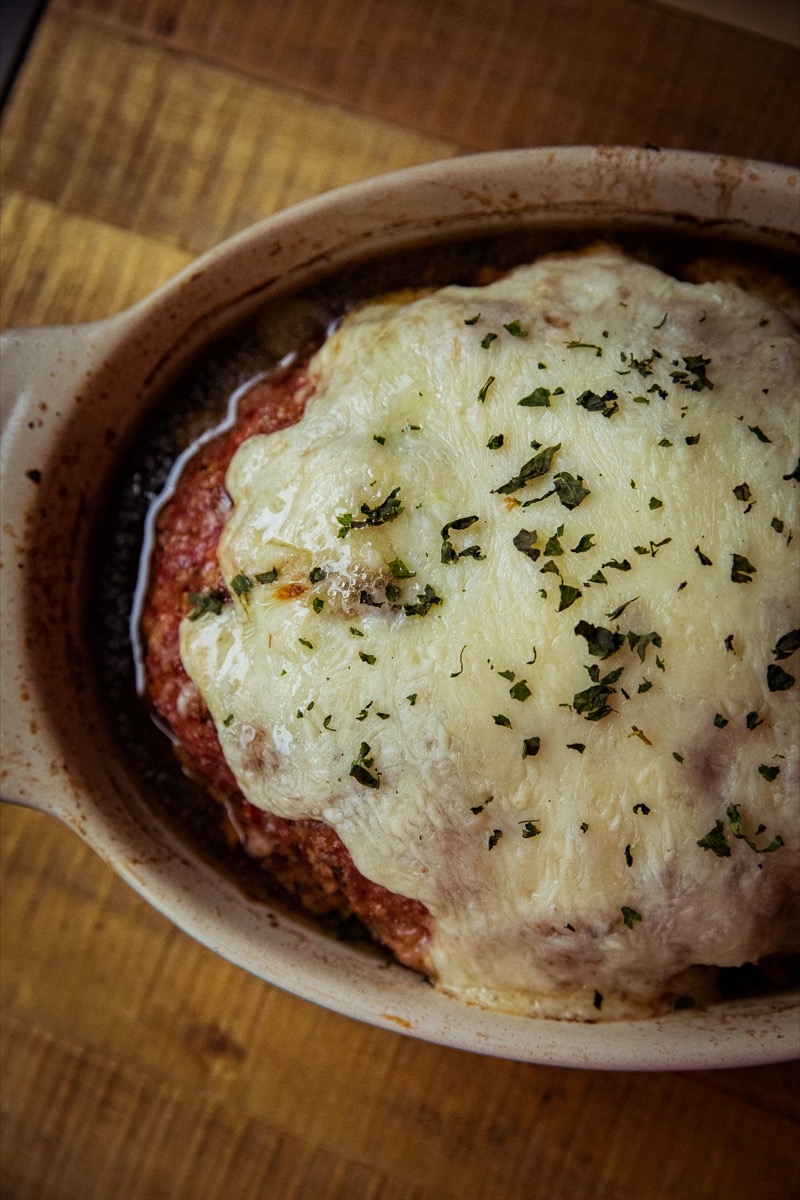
1 318 126 818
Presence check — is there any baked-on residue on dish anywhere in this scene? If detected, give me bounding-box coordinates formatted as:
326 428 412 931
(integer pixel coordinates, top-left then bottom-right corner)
143 248 799 1019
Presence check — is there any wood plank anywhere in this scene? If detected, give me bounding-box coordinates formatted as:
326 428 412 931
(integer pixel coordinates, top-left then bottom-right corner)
3 801 799 1200
53 0 800 165
0 1013 442 1200
0 192 191 328
1 10 461 258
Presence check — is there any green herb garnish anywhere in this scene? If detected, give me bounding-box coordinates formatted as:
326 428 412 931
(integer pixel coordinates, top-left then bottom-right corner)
385 558 414 579
773 630 799 660
518 387 551 408
574 620 624 660
670 354 713 391
576 389 619 418
728 802 783 851
697 820 730 857
621 907 642 929
730 553 756 583
187 590 225 620
572 681 616 722
627 348 663 376
553 471 591 510
337 487 403 537
494 443 561 496
349 742 381 788
626 630 663 663
441 515 481 563
477 375 496 403
558 584 582 611
401 584 443 617
767 664 795 691
602 559 631 572
231 573 253 598
543 525 564 557
606 598 638 621
513 528 540 562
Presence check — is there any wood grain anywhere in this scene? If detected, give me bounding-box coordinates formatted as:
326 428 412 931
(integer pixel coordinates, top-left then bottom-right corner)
0 1013 444 1200
0 192 191 326
2 10 460 257
54 0 800 165
1 2 799 1198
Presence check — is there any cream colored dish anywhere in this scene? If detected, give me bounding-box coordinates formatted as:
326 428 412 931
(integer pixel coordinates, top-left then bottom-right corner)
2 147 799 1068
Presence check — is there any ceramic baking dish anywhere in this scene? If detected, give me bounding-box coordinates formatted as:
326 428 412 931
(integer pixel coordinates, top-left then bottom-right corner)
2 146 798 1069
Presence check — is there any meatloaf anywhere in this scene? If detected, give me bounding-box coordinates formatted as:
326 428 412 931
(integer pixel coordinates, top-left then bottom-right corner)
141 247 799 1019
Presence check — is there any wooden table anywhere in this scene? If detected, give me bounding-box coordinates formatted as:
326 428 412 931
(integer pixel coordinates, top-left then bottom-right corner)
2 3 799 1197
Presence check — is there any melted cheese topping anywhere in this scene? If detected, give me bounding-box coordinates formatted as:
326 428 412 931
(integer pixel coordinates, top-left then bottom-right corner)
181 249 800 1019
